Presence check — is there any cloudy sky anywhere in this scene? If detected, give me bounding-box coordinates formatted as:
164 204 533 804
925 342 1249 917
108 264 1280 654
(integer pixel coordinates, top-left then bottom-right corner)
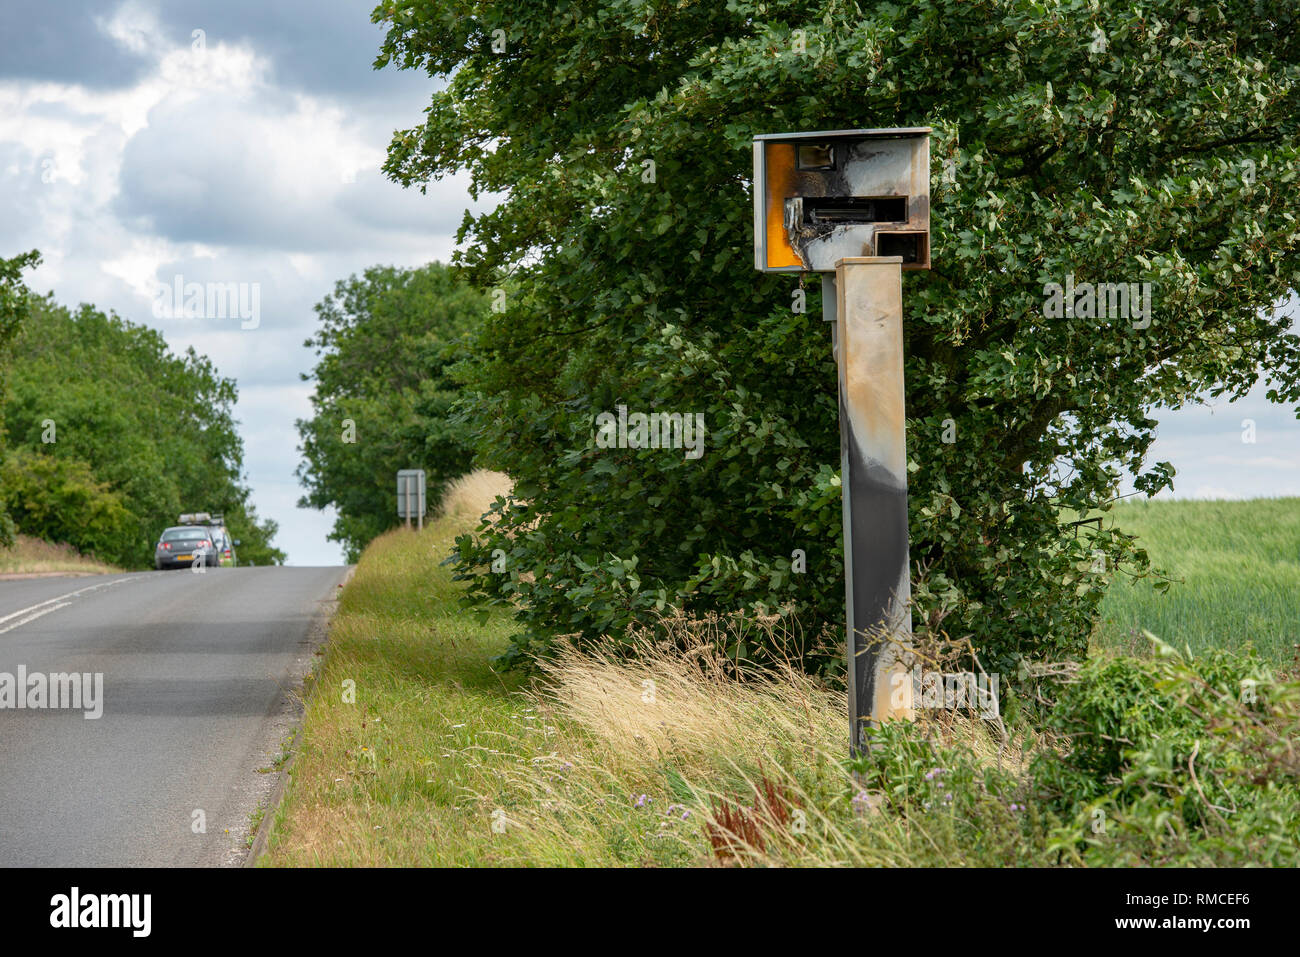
1 2 1295 565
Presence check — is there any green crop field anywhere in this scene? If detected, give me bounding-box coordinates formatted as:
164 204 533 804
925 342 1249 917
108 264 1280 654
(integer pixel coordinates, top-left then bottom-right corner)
1094 497 1300 669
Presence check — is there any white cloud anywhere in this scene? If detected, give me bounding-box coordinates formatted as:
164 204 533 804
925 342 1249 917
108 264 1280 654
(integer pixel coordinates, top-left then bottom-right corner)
96 1 164 58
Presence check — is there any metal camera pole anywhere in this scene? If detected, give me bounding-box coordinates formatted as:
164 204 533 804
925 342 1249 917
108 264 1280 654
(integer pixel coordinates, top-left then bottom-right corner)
754 128 929 756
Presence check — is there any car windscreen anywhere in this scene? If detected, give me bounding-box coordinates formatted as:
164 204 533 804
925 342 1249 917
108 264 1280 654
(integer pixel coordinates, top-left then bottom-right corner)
161 528 207 542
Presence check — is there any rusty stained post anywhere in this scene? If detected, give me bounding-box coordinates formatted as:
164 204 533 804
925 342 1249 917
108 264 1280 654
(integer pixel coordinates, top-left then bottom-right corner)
835 256 914 756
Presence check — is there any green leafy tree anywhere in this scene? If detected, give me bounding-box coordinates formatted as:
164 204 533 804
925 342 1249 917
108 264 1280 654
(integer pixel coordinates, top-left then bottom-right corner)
0 250 42 547
3 295 285 567
296 262 486 561
376 0 1300 672
0 449 135 561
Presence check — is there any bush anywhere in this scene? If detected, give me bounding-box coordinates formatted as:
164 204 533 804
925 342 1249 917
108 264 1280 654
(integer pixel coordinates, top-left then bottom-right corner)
0 449 135 565
0 249 42 547
3 295 284 567
830 637 1300 866
1030 635 1300 865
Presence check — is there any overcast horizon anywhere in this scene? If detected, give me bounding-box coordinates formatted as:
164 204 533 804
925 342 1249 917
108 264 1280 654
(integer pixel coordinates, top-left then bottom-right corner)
1 1 1296 564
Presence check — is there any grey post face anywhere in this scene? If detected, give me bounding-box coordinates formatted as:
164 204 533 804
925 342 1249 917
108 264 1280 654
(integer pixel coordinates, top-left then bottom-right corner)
753 128 931 273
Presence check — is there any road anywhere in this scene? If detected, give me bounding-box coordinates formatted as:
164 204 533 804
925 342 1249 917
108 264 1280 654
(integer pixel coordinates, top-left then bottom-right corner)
0 565 348 867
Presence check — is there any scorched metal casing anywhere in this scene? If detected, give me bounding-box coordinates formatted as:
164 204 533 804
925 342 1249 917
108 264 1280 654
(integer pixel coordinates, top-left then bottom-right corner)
753 128 931 273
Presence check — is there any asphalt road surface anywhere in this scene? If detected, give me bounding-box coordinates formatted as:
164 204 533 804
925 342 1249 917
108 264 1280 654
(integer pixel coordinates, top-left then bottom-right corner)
0 565 348 867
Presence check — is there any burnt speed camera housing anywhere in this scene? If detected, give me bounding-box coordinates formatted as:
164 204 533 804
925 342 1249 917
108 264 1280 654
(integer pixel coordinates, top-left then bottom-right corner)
753 128 931 272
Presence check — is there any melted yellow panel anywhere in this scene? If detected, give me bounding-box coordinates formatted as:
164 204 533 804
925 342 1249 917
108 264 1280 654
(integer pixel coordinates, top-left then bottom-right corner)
764 142 802 269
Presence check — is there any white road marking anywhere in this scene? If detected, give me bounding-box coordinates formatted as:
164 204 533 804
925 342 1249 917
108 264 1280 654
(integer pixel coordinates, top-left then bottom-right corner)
0 577 135 634
0 602 73 635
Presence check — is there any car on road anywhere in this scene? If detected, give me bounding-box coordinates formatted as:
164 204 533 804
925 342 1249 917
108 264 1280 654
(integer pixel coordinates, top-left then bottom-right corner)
154 526 219 570
210 526 239 567
173 512 240 567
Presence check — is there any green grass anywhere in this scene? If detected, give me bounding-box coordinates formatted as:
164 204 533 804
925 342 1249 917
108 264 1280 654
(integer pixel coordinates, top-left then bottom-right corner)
259 518 533 865
260 513 1026 867
1095 497 1300 667
260 491 1300 867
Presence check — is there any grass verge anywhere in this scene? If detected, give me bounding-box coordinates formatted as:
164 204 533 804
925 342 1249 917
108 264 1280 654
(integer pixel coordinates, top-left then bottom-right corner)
261 508 1028 866
263 486 1299 866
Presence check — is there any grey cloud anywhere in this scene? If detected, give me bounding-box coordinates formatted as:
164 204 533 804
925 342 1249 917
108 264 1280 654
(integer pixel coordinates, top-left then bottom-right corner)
0 1 152 88
0 1 433 107
114 93 462 251
149 0 431 102
334 168 481 235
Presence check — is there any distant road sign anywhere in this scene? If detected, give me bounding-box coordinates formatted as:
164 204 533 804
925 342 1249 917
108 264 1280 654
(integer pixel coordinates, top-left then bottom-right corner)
396 469 426 523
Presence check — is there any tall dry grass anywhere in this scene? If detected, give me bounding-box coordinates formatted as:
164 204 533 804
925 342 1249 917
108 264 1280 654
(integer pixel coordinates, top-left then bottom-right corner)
466 613 1032 867
0 534 120 575
439 469 512 522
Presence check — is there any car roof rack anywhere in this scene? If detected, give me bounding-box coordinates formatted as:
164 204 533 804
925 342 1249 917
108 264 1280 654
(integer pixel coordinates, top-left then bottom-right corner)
178 512 224 526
